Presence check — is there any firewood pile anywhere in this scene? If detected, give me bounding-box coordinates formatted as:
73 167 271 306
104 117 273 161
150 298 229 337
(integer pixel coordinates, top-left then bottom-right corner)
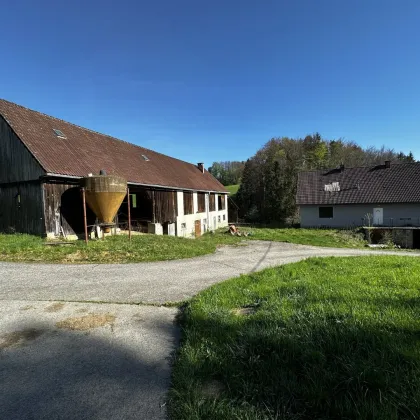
228 224 250 237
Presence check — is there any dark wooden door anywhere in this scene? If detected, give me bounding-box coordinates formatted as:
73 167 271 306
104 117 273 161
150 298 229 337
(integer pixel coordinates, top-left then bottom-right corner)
195 220 201 237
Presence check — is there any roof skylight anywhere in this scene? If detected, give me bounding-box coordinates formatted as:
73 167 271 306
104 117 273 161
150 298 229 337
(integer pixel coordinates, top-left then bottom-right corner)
142 154 150 161
53 129 66 139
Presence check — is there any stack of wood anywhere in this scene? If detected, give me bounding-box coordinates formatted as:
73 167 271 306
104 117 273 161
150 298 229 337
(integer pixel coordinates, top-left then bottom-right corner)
228 224 250 237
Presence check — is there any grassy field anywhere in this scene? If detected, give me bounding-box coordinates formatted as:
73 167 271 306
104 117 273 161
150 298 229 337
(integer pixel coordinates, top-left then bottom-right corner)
225 184 239 195
0 229 367 263
170 256 420 419
0 228 367 263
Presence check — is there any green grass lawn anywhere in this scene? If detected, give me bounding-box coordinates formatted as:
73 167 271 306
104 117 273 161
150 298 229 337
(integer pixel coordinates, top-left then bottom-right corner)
0 234 223 263
0 228 367 263
170 256 420 419
225 184 239 195
246 227 367 248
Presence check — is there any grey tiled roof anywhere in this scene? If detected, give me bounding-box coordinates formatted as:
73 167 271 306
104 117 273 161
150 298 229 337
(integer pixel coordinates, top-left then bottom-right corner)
297 163 420 205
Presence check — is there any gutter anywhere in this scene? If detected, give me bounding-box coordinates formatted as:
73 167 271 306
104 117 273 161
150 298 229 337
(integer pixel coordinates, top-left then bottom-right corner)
44 173 228 194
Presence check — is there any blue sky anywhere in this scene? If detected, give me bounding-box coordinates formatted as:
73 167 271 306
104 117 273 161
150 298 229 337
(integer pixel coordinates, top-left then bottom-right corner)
1 0 420 165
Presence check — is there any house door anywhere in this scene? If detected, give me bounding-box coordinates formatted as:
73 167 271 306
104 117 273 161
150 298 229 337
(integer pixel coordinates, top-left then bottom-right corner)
195 220 201 237
373 208 383 225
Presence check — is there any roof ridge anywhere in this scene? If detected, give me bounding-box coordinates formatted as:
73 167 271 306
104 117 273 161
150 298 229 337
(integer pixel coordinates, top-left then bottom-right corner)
299 161 420 173
0 98 205 173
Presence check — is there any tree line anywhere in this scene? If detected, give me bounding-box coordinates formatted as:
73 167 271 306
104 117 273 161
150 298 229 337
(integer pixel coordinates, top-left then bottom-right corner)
209 134 415 224
208 161 245 186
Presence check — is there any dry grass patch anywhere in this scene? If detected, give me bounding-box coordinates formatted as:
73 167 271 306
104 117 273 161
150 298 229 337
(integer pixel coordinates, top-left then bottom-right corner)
56 313 115 331
201 380 226 399
0 329 44 349
232 306 257 316
44 302 65 312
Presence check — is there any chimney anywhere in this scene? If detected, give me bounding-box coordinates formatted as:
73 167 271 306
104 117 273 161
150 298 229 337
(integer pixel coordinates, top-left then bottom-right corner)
340 163 345 172
385 160 391 168
197 163 205 174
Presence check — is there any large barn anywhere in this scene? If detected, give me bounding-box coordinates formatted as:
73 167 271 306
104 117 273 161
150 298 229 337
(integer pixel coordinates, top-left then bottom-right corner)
0 99 228 238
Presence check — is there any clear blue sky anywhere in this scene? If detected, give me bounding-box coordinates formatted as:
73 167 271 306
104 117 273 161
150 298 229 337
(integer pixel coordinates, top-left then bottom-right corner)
1 0 420 166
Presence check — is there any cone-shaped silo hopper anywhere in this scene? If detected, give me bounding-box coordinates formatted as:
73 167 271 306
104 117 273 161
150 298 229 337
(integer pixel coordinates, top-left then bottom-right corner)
81 174 127 233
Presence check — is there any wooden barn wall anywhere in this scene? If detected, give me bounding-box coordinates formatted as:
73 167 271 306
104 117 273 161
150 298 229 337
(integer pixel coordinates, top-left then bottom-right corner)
43 183 96 237
154 190 178 223
43 183 73 236
0 116 45 183
0 183 44 235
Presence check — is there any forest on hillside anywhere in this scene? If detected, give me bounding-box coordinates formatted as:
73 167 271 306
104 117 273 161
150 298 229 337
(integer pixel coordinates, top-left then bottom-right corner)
209 134 415 224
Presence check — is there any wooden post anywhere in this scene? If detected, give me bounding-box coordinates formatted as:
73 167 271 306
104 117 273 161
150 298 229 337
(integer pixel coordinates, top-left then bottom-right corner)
82 188 88 244
152 190 156 223
127 187 132 241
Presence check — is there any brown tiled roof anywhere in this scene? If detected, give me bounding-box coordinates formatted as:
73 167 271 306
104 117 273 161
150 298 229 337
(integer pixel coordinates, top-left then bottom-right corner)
297 163 420 205
0 99 227 192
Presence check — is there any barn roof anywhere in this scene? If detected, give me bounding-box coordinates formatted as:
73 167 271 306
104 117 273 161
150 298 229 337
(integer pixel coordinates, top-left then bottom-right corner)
297 162 420 205
0 99 227 192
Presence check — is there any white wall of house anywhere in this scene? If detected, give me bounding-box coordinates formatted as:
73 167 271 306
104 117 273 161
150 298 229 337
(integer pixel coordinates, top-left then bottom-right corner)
300 203 420 228
176 191 228 237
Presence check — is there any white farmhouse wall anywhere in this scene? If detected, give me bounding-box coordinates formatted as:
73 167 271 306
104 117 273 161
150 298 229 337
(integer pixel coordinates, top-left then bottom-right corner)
175 192 228 238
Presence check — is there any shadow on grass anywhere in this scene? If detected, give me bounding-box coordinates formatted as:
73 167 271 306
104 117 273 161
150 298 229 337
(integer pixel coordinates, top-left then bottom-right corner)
170 303 420 420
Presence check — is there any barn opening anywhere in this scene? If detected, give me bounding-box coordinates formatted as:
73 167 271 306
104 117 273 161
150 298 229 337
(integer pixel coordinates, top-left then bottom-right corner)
117 188 153 232
60 187 96 236
413 229 420 249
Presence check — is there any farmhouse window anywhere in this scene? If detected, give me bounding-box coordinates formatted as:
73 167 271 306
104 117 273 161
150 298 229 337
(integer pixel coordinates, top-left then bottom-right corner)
319 207 333 218
218 194 226 210
197 193 206 213
183 192 193 215
130 194 137 208
209 193 216 211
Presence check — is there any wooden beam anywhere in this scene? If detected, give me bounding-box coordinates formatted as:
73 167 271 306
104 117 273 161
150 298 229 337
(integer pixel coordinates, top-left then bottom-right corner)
127 187 132 241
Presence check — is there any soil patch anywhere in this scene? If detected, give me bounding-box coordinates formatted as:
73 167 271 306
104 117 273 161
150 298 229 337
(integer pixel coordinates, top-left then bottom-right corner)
0 329 44 349
44 302 65 312
56 313 115 331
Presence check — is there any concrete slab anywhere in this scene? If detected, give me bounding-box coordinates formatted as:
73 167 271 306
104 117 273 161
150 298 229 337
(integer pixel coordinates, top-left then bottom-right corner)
0 301 178 420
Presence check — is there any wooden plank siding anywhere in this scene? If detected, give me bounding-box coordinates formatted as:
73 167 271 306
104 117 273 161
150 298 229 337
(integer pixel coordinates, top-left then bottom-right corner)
154 190 178 223
183 192 194 215
0 183 44 235
0 116 46 235
197 192 206 213
209 193 216 212
0 116 45 184
218 194 226 210
43 182 96 237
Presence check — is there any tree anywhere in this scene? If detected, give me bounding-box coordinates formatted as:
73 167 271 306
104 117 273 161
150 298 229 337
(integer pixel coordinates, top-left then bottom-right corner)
208 161 245 185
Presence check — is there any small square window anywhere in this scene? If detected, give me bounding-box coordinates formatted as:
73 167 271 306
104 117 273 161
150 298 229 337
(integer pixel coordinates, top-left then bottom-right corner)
223 215 226 221
53 129 66 138
218 215 221 223
130 194 137 208
181 223 186 229
319 207 333 218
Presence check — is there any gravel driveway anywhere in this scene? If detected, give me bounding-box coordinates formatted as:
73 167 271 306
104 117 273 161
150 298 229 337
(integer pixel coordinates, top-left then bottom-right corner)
0 241 417 420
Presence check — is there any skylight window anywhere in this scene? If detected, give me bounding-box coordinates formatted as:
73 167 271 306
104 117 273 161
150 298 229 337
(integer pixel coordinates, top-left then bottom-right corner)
142 154 150 161
53 129 66 139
